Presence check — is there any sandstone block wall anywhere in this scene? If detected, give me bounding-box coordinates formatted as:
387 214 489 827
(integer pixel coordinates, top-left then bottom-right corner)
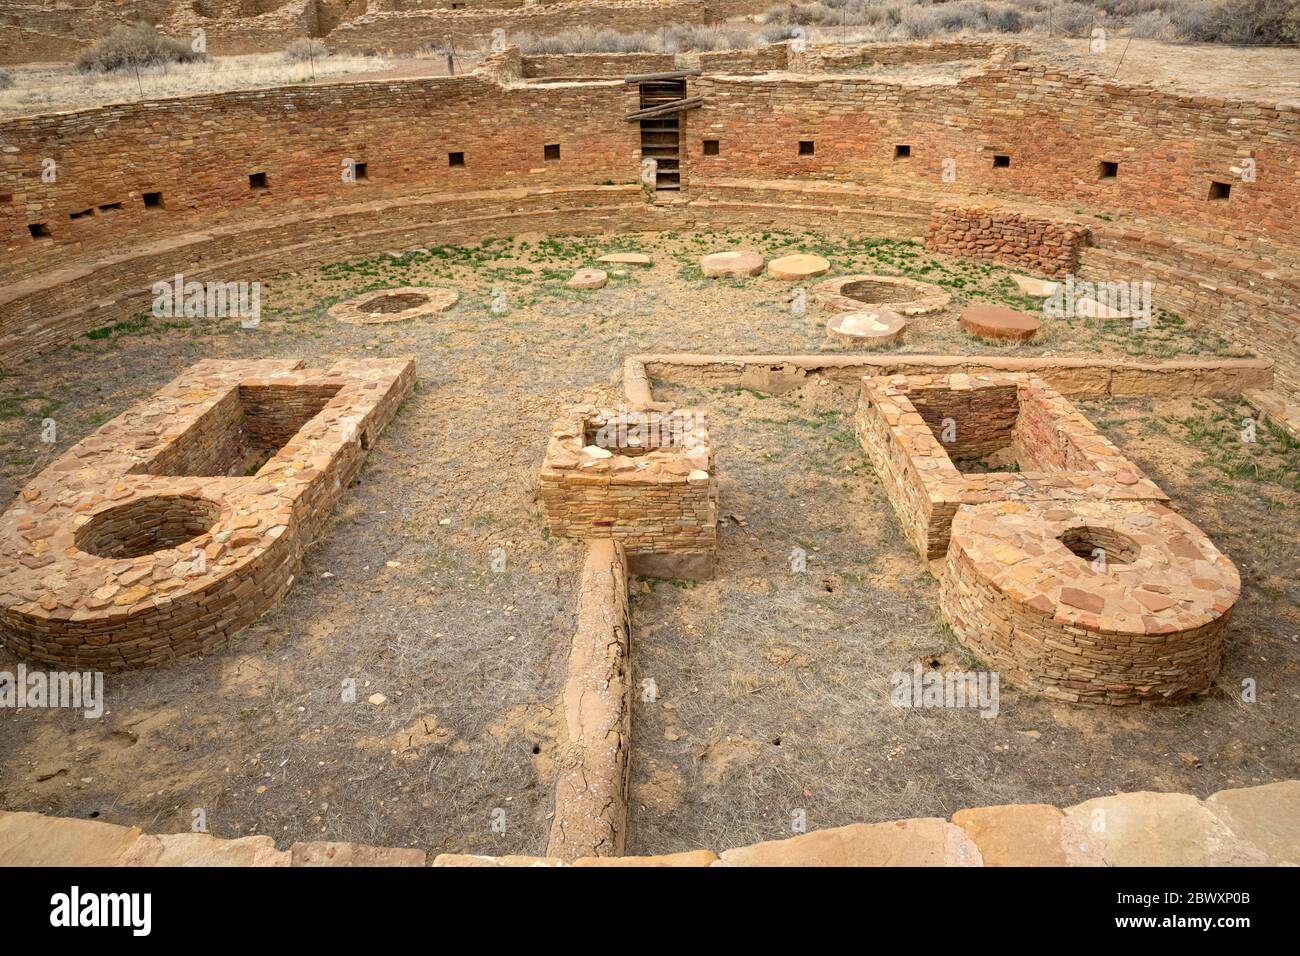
0 358 415 669
539 405 717 579
925 205 1090 278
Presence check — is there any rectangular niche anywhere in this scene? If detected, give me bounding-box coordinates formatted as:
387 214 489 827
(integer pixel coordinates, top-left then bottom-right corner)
1208 180 1231 201
543 144 560 161
28 222 51 240
992 153 1011 168
249 172 269 190
448 151 465 167
143 191 165 209
894 144 912 160
799 140 815 156
131 383 343 478
1098 160 1119 180
703 139 719 156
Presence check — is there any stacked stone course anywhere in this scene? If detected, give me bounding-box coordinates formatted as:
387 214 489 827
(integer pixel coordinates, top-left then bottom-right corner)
539 405 717 579
925 205 1090 278
0 357 415 670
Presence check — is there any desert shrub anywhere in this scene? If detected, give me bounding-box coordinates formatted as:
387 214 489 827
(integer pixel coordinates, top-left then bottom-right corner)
76 22 206 73
1037 1 1099 36
656 23 749 52
0 69 14 90
1127 9 1174 37
283 38 328 63
1170 0 1300 43
517 28 657 54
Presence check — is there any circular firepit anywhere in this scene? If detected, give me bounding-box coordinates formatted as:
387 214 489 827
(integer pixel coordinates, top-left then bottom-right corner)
75 494 223 559
813 274 950 315
329 286 458 325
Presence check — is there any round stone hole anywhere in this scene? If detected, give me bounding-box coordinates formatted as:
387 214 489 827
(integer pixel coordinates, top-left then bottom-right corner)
1059 525 1142 568
362 291 431 314
76 495 222 559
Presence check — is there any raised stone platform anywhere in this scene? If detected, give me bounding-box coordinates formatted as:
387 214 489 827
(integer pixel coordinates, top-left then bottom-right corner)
0 358 415 670
539 404 718 579
940 499 1239 704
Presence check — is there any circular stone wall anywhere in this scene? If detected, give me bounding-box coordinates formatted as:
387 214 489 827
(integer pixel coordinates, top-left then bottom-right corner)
813 275 951 315
938 499 1240 705
75 495 222 559
329 287 458 325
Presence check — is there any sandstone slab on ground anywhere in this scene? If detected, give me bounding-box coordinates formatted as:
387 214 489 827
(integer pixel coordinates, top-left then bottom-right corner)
565 268 608 289
1205 780 1300 865
768 253 830 280
597 252 651 266
0 810 142 866
1012 274 1060 297
699 249 764 277
432 853 567 867
1064 791 1268 866
952 803 1073 866
121 832 289 867
827 308 907 348
959 304 1041 341
715 818 981 867
291 841 427 867
573 849 717 866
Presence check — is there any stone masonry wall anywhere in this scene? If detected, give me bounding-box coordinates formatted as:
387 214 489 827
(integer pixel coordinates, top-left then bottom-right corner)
925 205 1091 278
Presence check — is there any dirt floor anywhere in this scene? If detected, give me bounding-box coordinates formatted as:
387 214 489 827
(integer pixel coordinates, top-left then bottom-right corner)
0 229 1294 855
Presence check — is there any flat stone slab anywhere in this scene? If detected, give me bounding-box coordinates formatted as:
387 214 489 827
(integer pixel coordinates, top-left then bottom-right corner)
1075 296 1133 321
699 249 764 277
291 841 427 867
827 308 906 348
1064 791 1268 866
959 304 1041 341
565 268 608 290
767 253 830 281
1011 274 1060 298
597 252 651 266
952 803 1090 866
0 811 142 866
122 832 288 867
1205 780 1300 865
714 818 981 866
329 286 457 325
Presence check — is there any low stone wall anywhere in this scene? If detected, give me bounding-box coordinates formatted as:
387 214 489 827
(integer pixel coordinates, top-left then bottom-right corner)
853 373 1168 560
522 52 674 78
925 205 1091 278
547 539 632 860
625 354 1274 403
4 780 1295 865
0 358 415 670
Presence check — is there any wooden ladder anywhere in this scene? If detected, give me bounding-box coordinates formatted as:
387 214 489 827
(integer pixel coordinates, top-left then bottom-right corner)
638 77 686 193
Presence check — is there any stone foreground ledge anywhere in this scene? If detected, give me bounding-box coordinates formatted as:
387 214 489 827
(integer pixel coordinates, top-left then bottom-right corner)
2 780 1295 867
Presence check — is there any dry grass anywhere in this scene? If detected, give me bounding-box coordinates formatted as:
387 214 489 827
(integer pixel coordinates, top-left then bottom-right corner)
0 230 1292 855
0 52 389 119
